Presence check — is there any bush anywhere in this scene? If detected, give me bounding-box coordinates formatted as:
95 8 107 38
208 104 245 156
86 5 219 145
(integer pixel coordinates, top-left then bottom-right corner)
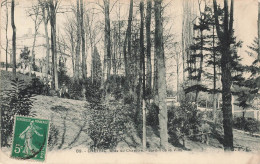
233 116 244 130
233 116 260 134
105 75 126 101
88 104 128 150
168 100 204 146
69 81 84 100
85 79 102 107
123 93 134 104
0 78 35 147
146 102 159 127
28 77 45 95
244 118 259 134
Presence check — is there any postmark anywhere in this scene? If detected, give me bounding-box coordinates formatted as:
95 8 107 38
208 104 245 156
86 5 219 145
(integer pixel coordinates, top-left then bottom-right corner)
11 116 50 162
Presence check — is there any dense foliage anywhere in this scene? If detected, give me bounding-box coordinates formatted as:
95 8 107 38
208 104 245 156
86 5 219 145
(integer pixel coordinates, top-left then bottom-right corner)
0 78 35 147
233 116 260 135
168 100 210 146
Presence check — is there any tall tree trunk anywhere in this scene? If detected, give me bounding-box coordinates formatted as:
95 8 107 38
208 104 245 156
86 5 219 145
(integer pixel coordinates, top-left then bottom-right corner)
140 0 146 150
31 5 42 71
104 0 111 80
154 0 167 149
112 27 117 75
123 0 133 78
11 0 16 78
80 0 87 81
75 0 81 83
258 1 260 60
176 51 180 102
146 0 152 99
39 0 50 77
5 1 9 71
182 1 186 82
50 0 58 90
32 26 37 71
70 28 75 79
213 24 217 124
213 0 234 151
86 14 94 83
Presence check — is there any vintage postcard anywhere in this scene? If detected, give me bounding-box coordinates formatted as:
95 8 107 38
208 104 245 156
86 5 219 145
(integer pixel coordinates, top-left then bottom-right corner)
0 0 259 163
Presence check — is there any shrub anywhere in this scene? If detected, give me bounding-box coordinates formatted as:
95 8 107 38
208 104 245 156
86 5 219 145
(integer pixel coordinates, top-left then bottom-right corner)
244 118 259 134
69 81 84 100
105 75 126 100
146 102 159 127
233 116 260 134
0 78 35 147
168 100 204 146
88 104 129 150
85 80 102 107
123 93 134 104
233 116 244 130
29 77 45 95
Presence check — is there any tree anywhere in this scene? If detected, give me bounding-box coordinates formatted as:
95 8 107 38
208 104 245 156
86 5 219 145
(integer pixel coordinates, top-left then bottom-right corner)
123 0 133 79
146 0 152 99
38 0 50 77
139 0 146 150
182 0 195 83
75 0 81 83
172 44 182 102
49 0 59 90
64 16 76 78
104 0 111 80
258 0 260 60
235 38 260 130
85 11 102 84
11 0 16 78
92 46 102 85
213 0 234 151
186 2 212 102
27 3 43 71
80 0 87 81
154 0 167 149
3 0 9 71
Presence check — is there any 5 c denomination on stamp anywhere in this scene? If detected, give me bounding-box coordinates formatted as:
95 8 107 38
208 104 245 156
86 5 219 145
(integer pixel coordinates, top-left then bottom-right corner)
11 116 50 162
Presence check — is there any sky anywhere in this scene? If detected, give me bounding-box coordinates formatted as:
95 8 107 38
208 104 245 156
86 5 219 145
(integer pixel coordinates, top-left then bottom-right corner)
1 0 258 49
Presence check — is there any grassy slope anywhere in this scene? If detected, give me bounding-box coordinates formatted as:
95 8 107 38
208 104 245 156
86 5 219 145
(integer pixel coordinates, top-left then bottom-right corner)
32 95 178 151
31 95 92 151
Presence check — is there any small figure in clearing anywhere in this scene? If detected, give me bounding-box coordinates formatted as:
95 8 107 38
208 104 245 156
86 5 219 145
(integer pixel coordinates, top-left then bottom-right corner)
59 83 69 98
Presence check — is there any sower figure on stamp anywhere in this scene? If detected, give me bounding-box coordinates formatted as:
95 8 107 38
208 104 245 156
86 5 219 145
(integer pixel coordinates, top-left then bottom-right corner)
19 121 43 156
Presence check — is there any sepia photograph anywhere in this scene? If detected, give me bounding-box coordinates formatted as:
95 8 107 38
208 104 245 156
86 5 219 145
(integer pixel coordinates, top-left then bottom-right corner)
0 0 259 163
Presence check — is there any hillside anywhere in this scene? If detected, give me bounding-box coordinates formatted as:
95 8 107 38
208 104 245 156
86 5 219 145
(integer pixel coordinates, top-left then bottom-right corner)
30 95 260 152
30 95 178 151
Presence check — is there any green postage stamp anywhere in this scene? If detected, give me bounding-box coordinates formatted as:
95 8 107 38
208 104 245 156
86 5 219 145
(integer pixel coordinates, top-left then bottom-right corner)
11 116 50 162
